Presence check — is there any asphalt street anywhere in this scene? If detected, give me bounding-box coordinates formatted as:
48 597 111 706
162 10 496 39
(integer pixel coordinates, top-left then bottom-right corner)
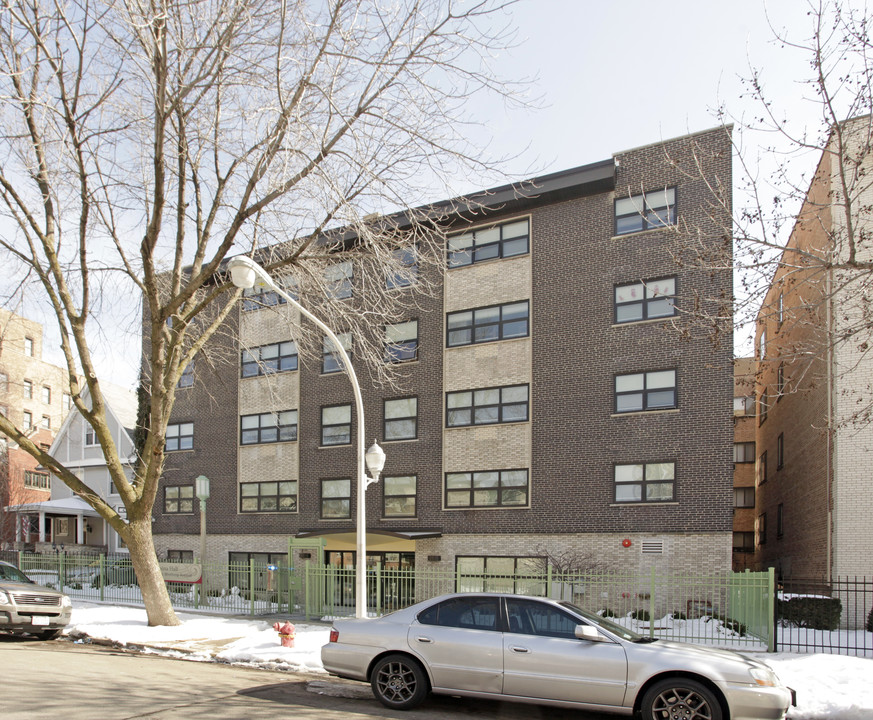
0 635 617 720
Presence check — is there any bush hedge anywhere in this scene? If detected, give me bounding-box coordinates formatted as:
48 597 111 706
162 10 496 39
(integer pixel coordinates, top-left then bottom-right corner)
778 595 842 631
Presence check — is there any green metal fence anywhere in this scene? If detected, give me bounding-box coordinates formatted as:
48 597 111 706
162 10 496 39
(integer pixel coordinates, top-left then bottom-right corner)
7 551 776 650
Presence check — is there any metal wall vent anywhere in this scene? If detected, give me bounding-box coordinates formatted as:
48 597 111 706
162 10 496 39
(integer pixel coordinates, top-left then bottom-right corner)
641 541 664 554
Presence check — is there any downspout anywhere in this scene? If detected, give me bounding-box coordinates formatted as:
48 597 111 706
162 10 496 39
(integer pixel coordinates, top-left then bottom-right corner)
825 242 834 581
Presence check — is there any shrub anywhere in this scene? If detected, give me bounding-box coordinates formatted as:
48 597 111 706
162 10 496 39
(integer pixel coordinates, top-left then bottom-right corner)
68 582 82 590
866 606 872 633
706 614 747 636
778 595 842 631
599 608 616 618
670 611 687 620
630 609 650 622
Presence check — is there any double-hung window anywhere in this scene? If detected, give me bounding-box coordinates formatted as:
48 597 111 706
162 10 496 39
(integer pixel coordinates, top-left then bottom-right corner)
384 397 417 441
447 218 530 267
447 301 529 347
321 479 351 518
757 451 768 485
446 385 528 427
325 261 352 299
614 462 675 503
165 422 194 451
23 380 32 399
733 442 755 463
41 386 51 404
445 469 529 508
177 363 194 388
165 486 194 514
241 341 298 377
240 481 298 513
614 277 676 323
383 475 417 517
240 411 297 445
385 321 418 363
734 487 755 508
322 404 352 446
614 370 676 413
615 187 676 235
323 333 352 374
387 247 418 289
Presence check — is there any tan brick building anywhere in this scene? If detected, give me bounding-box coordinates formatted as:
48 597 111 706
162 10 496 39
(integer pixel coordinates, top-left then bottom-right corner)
732 358 756 570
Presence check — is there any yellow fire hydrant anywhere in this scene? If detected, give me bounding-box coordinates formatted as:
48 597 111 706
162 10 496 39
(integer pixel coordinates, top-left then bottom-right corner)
273 621 296 648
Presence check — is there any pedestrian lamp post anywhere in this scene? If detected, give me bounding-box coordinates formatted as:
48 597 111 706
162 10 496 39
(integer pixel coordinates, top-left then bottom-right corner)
195 474 210 595
227 255 386 619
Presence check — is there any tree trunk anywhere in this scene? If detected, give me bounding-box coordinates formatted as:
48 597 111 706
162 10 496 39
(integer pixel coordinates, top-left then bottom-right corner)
126 516 180 627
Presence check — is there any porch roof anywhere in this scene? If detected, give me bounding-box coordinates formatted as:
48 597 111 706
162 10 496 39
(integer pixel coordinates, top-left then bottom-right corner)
4 497 102 518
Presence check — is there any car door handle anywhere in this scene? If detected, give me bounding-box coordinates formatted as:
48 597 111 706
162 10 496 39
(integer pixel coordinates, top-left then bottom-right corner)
509 646 530 653
415 636 433 643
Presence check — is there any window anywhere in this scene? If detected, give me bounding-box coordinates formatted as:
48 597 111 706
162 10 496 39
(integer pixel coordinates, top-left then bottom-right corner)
776 433 784 469
757 451 768 485
733 442 755 463
614 462 675 503
383 475 416 517
759 327 767 360
385 320 418 363
447 218 530 268
240 411 297 445
62 393 72 411
322 333 352 374
241 341 298 378
165 485 194 514
506 598 580 639
41 415 50 430
734 487 755 508
446 384 529 427
777 363 785 399
23 380 32 399
242 286 286 311
22 411 32 429
41 386 50 404
177 363 194 388
777 503 784 539
322 404 351 446
165 422 194 451
733 396 755 416
0 372 6 392
614 187 676 235
325 261 352 299
167 550 194 563
384 397 417 441
614 370 676 413
387 247 418 289
777 292 784 326
759 390 768 425
240 481 298 513
418 595 499 631
757 512 767 546
321 478 351 518
445 469 529 508
733 531 755 553
447 301 529 347
24 471 50 490
24 336 33 356
614 277 676 323
85 425 98 446
455 556 544 594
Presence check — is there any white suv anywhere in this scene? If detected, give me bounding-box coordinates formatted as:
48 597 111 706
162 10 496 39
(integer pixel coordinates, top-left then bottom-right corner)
0 560 72 639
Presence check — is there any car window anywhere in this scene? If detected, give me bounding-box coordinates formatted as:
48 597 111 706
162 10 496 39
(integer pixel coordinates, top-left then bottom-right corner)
0 563 32 583
507 598 579 639
418 597 499 631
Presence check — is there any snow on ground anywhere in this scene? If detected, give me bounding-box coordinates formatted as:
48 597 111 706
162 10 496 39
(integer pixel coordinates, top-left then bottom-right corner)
65 602 873 720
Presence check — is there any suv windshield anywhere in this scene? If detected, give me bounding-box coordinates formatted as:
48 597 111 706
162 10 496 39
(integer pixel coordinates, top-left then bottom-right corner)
0 563 34 584
559 601 644 642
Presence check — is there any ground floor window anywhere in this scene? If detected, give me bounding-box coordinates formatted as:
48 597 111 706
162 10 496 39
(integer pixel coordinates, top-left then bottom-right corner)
166 549 194 562
228 551 289 598
455 555 545 594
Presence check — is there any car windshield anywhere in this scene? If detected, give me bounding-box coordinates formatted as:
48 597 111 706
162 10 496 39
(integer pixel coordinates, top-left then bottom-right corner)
559 601 645 642
0 563 34 584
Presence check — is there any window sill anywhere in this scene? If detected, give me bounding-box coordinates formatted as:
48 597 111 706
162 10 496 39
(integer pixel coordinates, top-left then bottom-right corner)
239 511 299 515
239 440 298 448
445 420 531 431
610 226 674 241
611 409 679 418
442 504 530 511
318 443 352 449
611 316 677 329
382 437 419 444
609 501 679 507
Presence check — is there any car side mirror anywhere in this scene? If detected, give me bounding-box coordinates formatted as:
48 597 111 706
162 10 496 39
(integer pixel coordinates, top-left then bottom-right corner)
575 624 605 642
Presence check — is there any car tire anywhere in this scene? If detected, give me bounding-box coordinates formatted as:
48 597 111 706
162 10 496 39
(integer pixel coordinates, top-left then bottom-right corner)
640 677 723 720
370 653 429 710
36 629 62 640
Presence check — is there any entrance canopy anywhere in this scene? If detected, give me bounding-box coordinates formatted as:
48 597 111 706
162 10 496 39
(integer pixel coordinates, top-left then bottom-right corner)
5 497 101 517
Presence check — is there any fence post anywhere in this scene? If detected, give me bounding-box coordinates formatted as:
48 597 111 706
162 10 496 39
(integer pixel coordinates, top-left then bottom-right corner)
17 550 23 570
59 551 66 591
546 564 552 599
649 568 656 639
768 566 776 652
249 559 255 616
304 559 311 621
99 554 105 602
375 564 382 616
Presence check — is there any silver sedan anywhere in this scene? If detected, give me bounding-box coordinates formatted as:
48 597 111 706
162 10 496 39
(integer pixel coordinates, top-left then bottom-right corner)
321 592 794 720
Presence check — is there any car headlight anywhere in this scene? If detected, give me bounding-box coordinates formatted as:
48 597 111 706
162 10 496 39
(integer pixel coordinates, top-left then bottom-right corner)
61 594 72 608
749 666 779 687
0 590 9 605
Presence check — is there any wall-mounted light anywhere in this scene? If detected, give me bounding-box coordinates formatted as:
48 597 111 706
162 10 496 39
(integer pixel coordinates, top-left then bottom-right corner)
427 555 441 562
299 552 312 559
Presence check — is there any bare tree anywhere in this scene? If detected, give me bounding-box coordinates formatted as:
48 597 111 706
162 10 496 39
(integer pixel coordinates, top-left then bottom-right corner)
0 0 526 626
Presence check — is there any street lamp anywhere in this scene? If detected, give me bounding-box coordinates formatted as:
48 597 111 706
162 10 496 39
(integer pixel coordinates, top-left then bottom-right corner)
227 254 386 619
195 475 210 595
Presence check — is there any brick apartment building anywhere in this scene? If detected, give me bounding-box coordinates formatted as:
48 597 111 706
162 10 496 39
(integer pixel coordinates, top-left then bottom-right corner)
732 357 756 570
151 127 735 581
0 308 71 547
753 116 873 581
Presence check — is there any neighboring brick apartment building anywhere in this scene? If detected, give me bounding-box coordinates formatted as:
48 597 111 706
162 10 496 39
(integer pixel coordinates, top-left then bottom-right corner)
152 127 734 583
753 115 873 580
732 357 757 570
0 308 71 547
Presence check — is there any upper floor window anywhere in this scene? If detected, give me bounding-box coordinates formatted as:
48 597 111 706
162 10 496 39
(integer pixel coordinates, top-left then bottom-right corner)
614 277 676 324
177 363 194 388
24 336 33 356
777 433 784 469
23 380 32 399
325 261 353 299
62 393 72 411
447 218 529 268
445 469 529 508
759 390 768 425
757 512 767 546
240 411 297 445
776 363 785 399
40 415 50 429
734 486 755 508
757 451 768 485
22 411 32 429
777 292 784 326
614 370 676 413
759 328 766 360
323 333 352 374
733 442 755 463
0 372 7 393
733 396 755 416
321 478 351 518
446 384 529 427
387 247 418 289
165 485 194 514
85 424 98 446
322 404 352 446
166 422 194 451
41 386 51 404
242 286 286 311
24 470 50 490
733 531 755 553
385 321 418 363
241 341 298 378
383 475 417 517
384 397 417 441
777 503 784 539
447 301 529 348
614 187 676 235
240 481 298 513
614 461 675 503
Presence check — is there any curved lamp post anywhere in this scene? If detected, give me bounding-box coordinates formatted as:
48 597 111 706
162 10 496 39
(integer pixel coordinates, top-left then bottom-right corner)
227 255 385 619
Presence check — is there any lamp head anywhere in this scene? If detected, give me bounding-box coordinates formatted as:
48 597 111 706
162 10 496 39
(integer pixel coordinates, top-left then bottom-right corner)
195 474 211 500
365 440 386 477
227 255 258 289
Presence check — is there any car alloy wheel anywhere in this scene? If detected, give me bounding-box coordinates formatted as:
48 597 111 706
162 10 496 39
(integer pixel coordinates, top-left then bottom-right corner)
371 653 428 710
641 678 722 720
